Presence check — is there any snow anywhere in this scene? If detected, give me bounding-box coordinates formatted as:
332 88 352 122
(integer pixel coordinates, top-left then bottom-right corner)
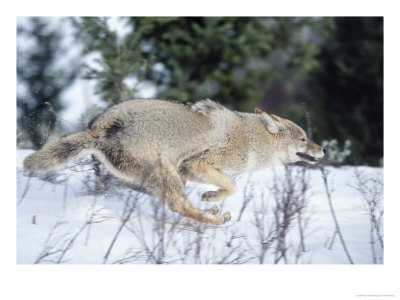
16 150 383 264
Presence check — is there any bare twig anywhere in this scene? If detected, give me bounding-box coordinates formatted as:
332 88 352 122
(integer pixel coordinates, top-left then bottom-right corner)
103 191 138 264
319 165 354 264
18 174 32 206
56 221 88 263
327 229 338 250
84 166 104 246
351 168 384 263
34 221 69 264
273 166 304 264
62 176 70 211
237 174 254 222
296 166 310 253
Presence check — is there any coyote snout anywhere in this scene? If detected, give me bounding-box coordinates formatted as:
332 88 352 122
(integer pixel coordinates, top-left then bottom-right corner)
295 140 325 164
24 99 324 225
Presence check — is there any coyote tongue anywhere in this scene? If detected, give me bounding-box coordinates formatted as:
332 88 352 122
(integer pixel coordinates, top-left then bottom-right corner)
296 152 318 162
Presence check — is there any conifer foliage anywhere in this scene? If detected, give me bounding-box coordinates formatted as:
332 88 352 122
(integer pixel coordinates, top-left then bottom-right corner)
307 18 383 165
17 18 76 149
74 17 319 110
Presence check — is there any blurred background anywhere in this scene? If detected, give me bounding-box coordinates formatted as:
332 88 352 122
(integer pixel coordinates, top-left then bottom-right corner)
16 17 383 166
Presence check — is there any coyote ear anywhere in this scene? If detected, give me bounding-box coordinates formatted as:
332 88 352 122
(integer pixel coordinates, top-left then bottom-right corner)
254 107 263 114
260 112 285 134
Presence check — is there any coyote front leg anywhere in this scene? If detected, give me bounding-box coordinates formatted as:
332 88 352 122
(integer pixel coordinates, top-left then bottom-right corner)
184 161 236 202
146 164 231 225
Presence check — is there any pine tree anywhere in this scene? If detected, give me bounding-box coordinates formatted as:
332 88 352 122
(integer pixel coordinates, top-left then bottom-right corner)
17 17 76 149
72 17 153 105
73 17 319 111
130 17 319 111
306 17 383 165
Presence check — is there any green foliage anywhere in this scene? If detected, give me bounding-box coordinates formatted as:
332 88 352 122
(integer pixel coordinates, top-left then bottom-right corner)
72 17 154 104
306 17 383 166
17 18 76 149
74 17 320 111
131 17 320 111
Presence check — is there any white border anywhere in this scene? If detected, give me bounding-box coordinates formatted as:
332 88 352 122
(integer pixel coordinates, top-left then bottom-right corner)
3 1 399 299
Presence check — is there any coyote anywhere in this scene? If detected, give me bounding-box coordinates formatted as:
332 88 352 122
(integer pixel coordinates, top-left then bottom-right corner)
24 99 325 225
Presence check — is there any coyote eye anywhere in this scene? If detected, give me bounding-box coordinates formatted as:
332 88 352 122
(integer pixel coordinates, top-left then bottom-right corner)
300 138 306 142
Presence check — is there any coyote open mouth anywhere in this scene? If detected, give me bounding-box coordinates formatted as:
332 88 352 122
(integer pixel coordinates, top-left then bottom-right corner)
296 152 318 163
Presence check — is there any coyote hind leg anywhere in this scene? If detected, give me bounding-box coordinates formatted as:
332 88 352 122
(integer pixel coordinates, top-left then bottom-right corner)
145 165 231 225
98 147 230 224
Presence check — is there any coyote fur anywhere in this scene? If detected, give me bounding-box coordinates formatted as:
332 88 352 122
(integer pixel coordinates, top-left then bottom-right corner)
24 99 325 225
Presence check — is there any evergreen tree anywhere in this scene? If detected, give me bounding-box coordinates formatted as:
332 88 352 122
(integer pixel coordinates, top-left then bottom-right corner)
306 17 383 165
17 17 76 149
131 17 319 111
74 17 319 111
72 17 153 105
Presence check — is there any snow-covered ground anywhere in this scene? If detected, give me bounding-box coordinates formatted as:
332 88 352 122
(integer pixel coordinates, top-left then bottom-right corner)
16 149 383 264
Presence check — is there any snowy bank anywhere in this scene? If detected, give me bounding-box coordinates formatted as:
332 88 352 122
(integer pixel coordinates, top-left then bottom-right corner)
17 150 383 264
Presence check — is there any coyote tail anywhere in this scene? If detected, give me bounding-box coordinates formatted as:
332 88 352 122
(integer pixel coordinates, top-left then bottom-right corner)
23 130 95 172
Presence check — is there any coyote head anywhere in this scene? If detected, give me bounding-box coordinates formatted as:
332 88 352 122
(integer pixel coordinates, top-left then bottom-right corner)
255 108 325 165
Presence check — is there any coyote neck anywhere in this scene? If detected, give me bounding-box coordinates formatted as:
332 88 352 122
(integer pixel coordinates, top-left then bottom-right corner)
239 114 283 170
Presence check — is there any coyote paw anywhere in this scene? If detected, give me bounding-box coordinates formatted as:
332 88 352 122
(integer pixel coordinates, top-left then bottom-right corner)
201 191 220 202
206 205 219 215
222 212 231 224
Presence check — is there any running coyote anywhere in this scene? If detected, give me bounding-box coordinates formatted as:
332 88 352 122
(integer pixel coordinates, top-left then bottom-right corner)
24 99 325 224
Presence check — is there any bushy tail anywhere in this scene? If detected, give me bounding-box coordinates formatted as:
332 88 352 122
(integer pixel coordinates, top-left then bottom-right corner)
23 130 95 172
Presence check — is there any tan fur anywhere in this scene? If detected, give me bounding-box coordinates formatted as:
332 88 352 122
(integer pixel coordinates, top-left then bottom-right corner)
23 99 324 224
